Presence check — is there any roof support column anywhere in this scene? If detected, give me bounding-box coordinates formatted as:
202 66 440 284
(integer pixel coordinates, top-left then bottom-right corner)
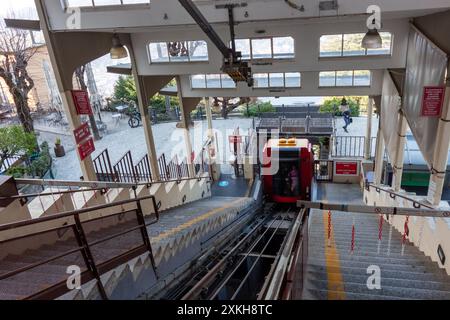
176 77 196 178
392 109 408 192
364 97 374 160
427 63 450 207
35 1 97 181
374 129 385 185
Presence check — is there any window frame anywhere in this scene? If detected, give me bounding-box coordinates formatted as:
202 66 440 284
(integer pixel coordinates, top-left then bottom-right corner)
233 36 295 61
148 40 209 64
319 32 393 58
190 74 237 89
63 0 151 11
253 72 301 89
319 70 372 88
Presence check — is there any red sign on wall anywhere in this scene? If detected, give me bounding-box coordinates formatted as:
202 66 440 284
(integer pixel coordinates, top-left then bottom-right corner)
73 123 91 145
229 135 242 144
78 137 95 161
335 162 358 175
421 86 445 117
71 90 93 115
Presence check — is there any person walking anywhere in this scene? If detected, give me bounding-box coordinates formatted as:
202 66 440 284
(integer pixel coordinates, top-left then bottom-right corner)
340 98 352 133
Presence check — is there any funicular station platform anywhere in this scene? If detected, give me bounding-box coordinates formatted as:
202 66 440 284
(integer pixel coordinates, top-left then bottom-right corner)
1 0 450 301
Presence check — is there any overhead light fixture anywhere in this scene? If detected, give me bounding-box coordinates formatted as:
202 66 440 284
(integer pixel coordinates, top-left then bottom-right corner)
110 34 128 59
362 21 382 49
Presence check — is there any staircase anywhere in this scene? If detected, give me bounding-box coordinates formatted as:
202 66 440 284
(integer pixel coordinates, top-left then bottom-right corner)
0 194 254 300
303 209 450 300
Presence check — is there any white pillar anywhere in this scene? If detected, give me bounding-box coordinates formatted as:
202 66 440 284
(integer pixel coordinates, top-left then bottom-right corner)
35 1 97 181
392 110 408 192
374 130 385 185
364 97 374 160
176 77 195 177
128 49 161 181
205 97 214 141
427 64 450 206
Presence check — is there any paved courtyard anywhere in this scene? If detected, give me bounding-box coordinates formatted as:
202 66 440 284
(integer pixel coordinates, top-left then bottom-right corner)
35 115 379 181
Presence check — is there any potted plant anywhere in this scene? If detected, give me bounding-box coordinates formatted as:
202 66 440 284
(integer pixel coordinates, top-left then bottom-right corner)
54 137 65 158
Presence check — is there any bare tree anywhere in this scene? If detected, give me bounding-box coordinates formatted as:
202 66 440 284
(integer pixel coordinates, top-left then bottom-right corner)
74 65 101 141
0 22 37 132
213 97 251 119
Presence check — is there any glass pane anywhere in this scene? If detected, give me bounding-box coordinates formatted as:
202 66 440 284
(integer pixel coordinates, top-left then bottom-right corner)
206 74 222 88
343 33 366 56
254 73 269 88
221 74 236 88
167 41 189 62
269 73 284 87
367 32 392 55
191 75 206 88
319 72 336 87
285 72 301 87
149 43 169 63
273 37 295 59
251 38 272 59
94 0 121 6
235 39 251 60
122 0 149 4
66 0 93 7
320 35 342 57
189 40 208 61
353 70 371 86
336 71 354 86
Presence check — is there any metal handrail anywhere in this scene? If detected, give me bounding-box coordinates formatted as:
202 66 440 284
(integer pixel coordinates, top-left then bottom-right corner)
0 195 157 231
5 176 211 201
367 183 433 210
0 194 160 300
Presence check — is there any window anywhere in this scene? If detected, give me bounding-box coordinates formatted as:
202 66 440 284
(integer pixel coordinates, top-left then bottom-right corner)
251 38 272 59
319 34 342 57
254 72 301 88
235 39 251 60
65 0 150 7
320 32 392 57
285 72 301 88
233 36 295 60
273 37 295 59
253 73 269 88
190 74 237 89
149 40 209 63
319 70 371 87
191 75 206 89
269 73 284 87
336 70 353 86
319 71 336 87
206 74 221 88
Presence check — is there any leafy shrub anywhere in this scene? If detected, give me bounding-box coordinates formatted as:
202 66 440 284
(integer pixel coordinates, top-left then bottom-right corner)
319 97 360 117
6 166 27 179
27 142 52 178
243 102 275 117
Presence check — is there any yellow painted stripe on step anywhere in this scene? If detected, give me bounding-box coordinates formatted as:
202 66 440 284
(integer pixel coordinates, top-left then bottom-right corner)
322 210 346 300
152 199 244 242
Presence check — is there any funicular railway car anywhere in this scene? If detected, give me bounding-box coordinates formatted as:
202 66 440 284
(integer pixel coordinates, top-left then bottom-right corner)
262 138 314 204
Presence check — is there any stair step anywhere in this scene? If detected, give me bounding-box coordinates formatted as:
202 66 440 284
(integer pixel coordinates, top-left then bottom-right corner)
308 257 444 274
307 254 436 267
307 272 450 292
306 278 450 299
304 288 405 300
307 264 449 282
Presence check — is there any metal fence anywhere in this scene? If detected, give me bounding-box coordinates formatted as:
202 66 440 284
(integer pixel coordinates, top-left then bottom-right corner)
332 136 377 158
0 155 22 174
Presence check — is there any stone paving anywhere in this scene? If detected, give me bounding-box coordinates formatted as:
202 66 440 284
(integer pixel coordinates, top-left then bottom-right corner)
32 115 379 181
